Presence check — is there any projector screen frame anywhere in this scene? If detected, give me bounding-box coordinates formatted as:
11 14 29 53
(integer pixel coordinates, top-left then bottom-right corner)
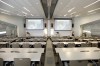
54 18 72 31
25 18 44 30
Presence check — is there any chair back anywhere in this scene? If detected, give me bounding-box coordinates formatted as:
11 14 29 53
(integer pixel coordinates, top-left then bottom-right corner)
34 43 42 48
67 43 75 47
23 43 30 48
14 58 31 66
12 43 20 48
0 58 3 66
56 43 64 48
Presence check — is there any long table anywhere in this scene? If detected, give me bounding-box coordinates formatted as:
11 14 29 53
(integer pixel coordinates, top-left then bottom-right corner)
56 47 100 61
0 53 41 61
11 42 46 45
0 48 44 53
79 39 100 41
53 42 86 45
52 39 73 42
56 47 100 52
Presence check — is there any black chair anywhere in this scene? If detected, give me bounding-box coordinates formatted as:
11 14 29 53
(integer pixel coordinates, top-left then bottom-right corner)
14 58 31 66
69 60 88 66
34 43 42 48
67 43 75 48
22 43 30 48
0 58 3 66
92 43 98 47
56 43 64 48
11 43 20 48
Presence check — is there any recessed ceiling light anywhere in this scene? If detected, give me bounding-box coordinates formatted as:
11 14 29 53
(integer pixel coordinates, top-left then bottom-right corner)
0 8 9 12
1 12 11 15
23 7 30 12
84 0 100 8
68 7 75 12
88 8 100 12
0 0 14 8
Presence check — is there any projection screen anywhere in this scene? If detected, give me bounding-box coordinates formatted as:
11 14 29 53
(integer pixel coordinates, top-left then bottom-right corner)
26 19 44 30
54 20 72 30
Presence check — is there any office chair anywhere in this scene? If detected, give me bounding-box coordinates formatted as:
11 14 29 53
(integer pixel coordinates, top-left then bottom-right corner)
97 60 100 66
56 43 64 48
81 43 91 47
92 43 98 47
0 58 3 66
69 60 88 66
11 43 20 48
14 58 31 66
5 61 14 66
34 43 42 48
22 43 30 48
87 62 94 66
67 43 75 47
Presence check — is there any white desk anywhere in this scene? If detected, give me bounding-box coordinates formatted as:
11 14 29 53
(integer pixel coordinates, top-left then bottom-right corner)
0 53 41 61
2 38 17 42
53 42 86 45
52 39 73 42
24 39 46 42
0 42 8 44
90 41 98 43
56 47 100 61
11 42 46 45
0 48 44 53
55 47 100 52
79 39 94 41
97 39 100 41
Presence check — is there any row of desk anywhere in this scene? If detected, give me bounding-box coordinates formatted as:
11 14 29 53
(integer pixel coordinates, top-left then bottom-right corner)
56 47 100 61
0 48 44 61
0 41 99 45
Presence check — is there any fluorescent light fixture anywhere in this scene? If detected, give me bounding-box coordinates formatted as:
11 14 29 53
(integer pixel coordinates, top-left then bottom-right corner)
31 14 34 16
64 14 67 17
23 7 30 12
0 8 9 12
88 12 96 15
0 0 14 8
0 31 6 34
75 14 80 17
68 7 75 12
88 8 100 12
17 14 22 16
1 12 10 15
84 0 100 8
70 12 76 15
22 11 27 15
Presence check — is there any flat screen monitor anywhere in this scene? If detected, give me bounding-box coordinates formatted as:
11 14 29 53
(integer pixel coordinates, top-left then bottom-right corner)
26 19 44 30
55 20 72 30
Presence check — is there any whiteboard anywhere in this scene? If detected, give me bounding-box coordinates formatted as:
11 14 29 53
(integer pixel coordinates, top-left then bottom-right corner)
54 20 72 30
26 19 44 29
